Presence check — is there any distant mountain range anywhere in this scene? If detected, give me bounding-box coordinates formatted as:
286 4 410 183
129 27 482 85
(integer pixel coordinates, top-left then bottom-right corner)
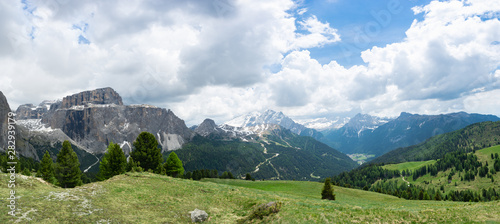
227 109 500 161
320 112 500 157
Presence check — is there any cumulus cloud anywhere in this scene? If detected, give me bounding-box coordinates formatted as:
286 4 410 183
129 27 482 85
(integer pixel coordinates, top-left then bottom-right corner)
1 0 499 125
0 0 341 112
257 0 500 121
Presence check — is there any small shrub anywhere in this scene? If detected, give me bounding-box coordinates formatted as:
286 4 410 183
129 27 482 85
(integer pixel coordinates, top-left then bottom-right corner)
22 168 31 176
238 201 282 223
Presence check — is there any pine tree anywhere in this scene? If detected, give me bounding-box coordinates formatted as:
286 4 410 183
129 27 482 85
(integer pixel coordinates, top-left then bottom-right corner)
424 191 430 200
163 152 184 178
55 141 82 188
434 192 442 201
418 190 425 200
130 132 163 173
245 173 252 180
321 178 335 200
39 151 56 184
184 171 192 179
98 142 127 180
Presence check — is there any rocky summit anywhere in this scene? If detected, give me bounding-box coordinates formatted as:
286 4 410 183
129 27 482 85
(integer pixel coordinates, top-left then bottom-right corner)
0 91 10 150
61 87 123 109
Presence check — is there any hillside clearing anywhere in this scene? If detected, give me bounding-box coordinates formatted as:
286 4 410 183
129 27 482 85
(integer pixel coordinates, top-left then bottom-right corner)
382 160 437 172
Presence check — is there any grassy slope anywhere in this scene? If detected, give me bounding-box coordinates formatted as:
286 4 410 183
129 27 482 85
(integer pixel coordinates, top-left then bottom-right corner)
377 145 500 195
1 172 499 223
382 160 437 172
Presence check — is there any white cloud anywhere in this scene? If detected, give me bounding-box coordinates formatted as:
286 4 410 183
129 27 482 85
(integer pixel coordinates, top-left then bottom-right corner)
266 0 500 120
1 0 499 126
0 0 341 114
293 16 341 49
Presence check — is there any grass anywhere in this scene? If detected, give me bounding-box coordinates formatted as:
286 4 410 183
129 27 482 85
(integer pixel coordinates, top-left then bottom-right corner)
2 172 500 223
382 160 437 172
476 145 500 164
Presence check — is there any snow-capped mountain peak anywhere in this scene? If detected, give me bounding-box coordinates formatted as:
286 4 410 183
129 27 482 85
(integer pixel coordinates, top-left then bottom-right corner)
224 109 306 135
296 117 351 131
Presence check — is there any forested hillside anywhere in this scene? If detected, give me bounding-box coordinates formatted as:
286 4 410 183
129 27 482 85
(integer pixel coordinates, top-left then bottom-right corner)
371 121 500 164
174 128 358 181
332 145 500 202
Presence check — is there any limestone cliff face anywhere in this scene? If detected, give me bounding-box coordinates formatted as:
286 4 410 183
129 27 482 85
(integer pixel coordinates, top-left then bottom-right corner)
40 88 193 154
61 87 123 109
0 91 10 150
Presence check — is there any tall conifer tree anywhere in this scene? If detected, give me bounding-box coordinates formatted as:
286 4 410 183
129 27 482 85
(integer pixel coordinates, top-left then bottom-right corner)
39 151 56 184
164 151 184 178
98 142 127 180
130 132 163 173
55 141 82 188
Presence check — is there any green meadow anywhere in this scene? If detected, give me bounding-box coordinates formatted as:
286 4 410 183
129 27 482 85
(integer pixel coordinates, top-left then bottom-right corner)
1 172 499 223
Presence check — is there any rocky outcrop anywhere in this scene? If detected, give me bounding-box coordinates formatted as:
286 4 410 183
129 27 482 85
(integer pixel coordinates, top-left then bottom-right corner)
39 88 193 154
16 100 56 119
0 91 10 150
189 209 208 222
61 87 123 109
194 119 220 136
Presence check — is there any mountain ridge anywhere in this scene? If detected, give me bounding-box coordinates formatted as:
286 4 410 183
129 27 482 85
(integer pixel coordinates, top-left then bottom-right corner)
320 111 500 157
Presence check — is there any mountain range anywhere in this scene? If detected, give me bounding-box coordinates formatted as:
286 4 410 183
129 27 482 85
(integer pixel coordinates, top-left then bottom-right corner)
320 112 500 157
2 87 499 178
0 88 357 179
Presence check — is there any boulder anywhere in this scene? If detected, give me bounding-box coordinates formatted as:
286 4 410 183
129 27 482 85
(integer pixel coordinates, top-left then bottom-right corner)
189 208 208 222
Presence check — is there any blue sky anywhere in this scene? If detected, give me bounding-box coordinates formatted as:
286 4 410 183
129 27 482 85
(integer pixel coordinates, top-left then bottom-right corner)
299 0 431 66
1 0 500 127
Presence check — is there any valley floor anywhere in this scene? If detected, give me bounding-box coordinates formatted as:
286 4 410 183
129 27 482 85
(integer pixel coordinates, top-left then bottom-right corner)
1 172 499 223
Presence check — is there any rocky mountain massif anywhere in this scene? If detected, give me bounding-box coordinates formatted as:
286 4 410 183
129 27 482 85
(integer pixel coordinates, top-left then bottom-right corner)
321 112 500 157
0 91 98 172
16 87 193 155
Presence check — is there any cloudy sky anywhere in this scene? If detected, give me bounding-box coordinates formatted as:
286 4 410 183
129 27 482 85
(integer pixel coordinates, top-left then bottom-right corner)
1 0 500 126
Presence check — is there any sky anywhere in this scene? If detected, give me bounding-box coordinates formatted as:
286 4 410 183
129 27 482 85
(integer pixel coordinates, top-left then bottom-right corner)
1 0 500 127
